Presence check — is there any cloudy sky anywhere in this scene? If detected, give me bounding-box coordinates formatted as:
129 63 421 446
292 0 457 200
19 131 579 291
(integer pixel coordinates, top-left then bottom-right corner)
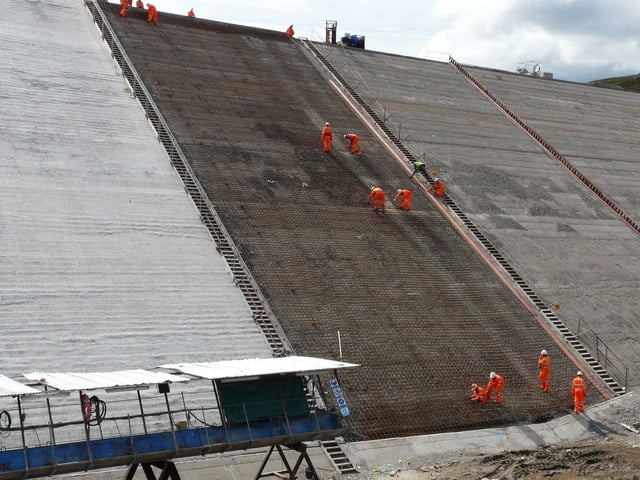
159 0 639 83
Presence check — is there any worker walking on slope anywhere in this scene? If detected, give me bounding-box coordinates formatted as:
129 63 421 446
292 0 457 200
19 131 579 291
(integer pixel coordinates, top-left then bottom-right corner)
285 25 294 38
393 189 413 211
485 372 505 403
368 187 386 212
470 383 487 404
119 0 128 16
322 122 333 152
146 3 158 24
187 8 195 17
538 349 551 392
428 177 446 198
343 133 360 154
572 371 587 413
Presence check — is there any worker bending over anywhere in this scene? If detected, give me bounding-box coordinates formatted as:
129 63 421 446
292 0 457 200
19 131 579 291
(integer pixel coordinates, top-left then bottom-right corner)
343 133 360 154
470 383 486 404
119 0 128 16
187 8 195 17
146 3 158 24
322 122 333 152
409 161 427 179
428 177 446 198
368 187 386 212
394 189 413 211
572 371 587 413
538 349 551 392
485 372 505 403
285 25 294 38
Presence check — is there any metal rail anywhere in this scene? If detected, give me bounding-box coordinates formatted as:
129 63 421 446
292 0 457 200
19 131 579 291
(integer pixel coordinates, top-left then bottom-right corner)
84 0 289 356
302 40 626 396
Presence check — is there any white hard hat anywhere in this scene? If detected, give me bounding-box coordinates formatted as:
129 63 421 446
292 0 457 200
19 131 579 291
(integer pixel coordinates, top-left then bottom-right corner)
577 371 583 376
397 189 402 194
434 177 439 182
371 187 375 191
471 383 478 389
489 372 496 379
325 122 330 126
344 134 348 138
541 349 548 355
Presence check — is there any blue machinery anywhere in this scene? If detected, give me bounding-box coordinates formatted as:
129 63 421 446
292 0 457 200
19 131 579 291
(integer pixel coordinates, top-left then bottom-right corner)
0 357 357 480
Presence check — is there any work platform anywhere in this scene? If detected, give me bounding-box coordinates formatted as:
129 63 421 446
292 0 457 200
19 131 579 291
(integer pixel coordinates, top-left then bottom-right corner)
0 357 357 480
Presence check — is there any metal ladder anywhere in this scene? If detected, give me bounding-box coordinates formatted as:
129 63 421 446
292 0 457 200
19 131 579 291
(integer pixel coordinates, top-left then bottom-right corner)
302 40 626 396
320 439 358 474
84 0 287 355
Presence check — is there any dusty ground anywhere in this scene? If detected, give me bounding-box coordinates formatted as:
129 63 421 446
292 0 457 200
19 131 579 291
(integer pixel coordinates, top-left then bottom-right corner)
358 441 640 479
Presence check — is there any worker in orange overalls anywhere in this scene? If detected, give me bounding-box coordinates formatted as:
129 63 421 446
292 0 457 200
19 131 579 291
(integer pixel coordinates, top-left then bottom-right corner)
187 8 195 17
538 349 551 392
428 177 446 198
135 0 143 7
572 371 587 413
393 189 413 211
126 0 132 5
146 3 158 24
470 383 486 404
119 0 128 16
485 372 505 403
368 187 386 212
285 25 294 38
322 122 333 152
343 133 360 154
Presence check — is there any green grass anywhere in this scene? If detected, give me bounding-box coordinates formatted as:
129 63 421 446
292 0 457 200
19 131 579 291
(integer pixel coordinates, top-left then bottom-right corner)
589 73 640 92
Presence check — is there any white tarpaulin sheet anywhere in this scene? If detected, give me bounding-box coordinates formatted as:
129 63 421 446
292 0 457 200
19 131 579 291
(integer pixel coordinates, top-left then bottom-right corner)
23 369 186 392
0 374 40 397
159 356 359 381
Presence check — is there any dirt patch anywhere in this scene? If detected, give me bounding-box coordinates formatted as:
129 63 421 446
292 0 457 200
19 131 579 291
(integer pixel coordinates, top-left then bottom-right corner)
349 441 640 480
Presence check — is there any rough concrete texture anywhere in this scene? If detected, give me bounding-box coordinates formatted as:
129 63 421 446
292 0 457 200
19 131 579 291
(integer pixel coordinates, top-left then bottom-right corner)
100 3 606 441
313 43 640 388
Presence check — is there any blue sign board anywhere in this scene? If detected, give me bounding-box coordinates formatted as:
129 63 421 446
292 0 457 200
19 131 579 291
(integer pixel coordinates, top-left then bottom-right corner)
329 378 350 417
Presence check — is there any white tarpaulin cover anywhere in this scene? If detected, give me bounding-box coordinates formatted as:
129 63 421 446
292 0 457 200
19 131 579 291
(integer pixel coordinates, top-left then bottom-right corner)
159 356 359 381
23 369 186 392
0 374 40 397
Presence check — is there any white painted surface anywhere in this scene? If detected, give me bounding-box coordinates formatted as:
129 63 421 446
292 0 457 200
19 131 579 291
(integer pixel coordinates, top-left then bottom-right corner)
0 0 272 373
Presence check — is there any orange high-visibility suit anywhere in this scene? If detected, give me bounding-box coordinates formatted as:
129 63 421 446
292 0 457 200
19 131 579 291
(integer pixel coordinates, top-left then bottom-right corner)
285 25 294 38
394 189 413 211
572 373 587 413
322 123 333 152
135 0 143 7
187 8 195 17
429 179 446 198
538 353 551 392
344 133 360 153
470 384 486 404
486 373 505 403
119 0 128 16
368 187 386 211
146 3 158 24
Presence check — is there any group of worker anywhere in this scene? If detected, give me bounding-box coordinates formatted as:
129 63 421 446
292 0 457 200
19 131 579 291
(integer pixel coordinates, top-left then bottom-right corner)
321 123 446 213
118 0 160 24
470 350 588 414
118 1 195 23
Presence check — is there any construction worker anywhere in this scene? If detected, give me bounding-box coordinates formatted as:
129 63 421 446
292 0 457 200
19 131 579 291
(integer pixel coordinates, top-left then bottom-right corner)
470 383 486 404
146 3 158 24
409 161 427 179
538 349 551 392
393 189 412 211
485 372 505 403
126 0 132 5
572 371 587 413
135 0 143 7
322 122 333 152
428 177 446 198
368 187 386 212
343 133 360 154
119 0 128 17
285 25 294 38
187 8 195 17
